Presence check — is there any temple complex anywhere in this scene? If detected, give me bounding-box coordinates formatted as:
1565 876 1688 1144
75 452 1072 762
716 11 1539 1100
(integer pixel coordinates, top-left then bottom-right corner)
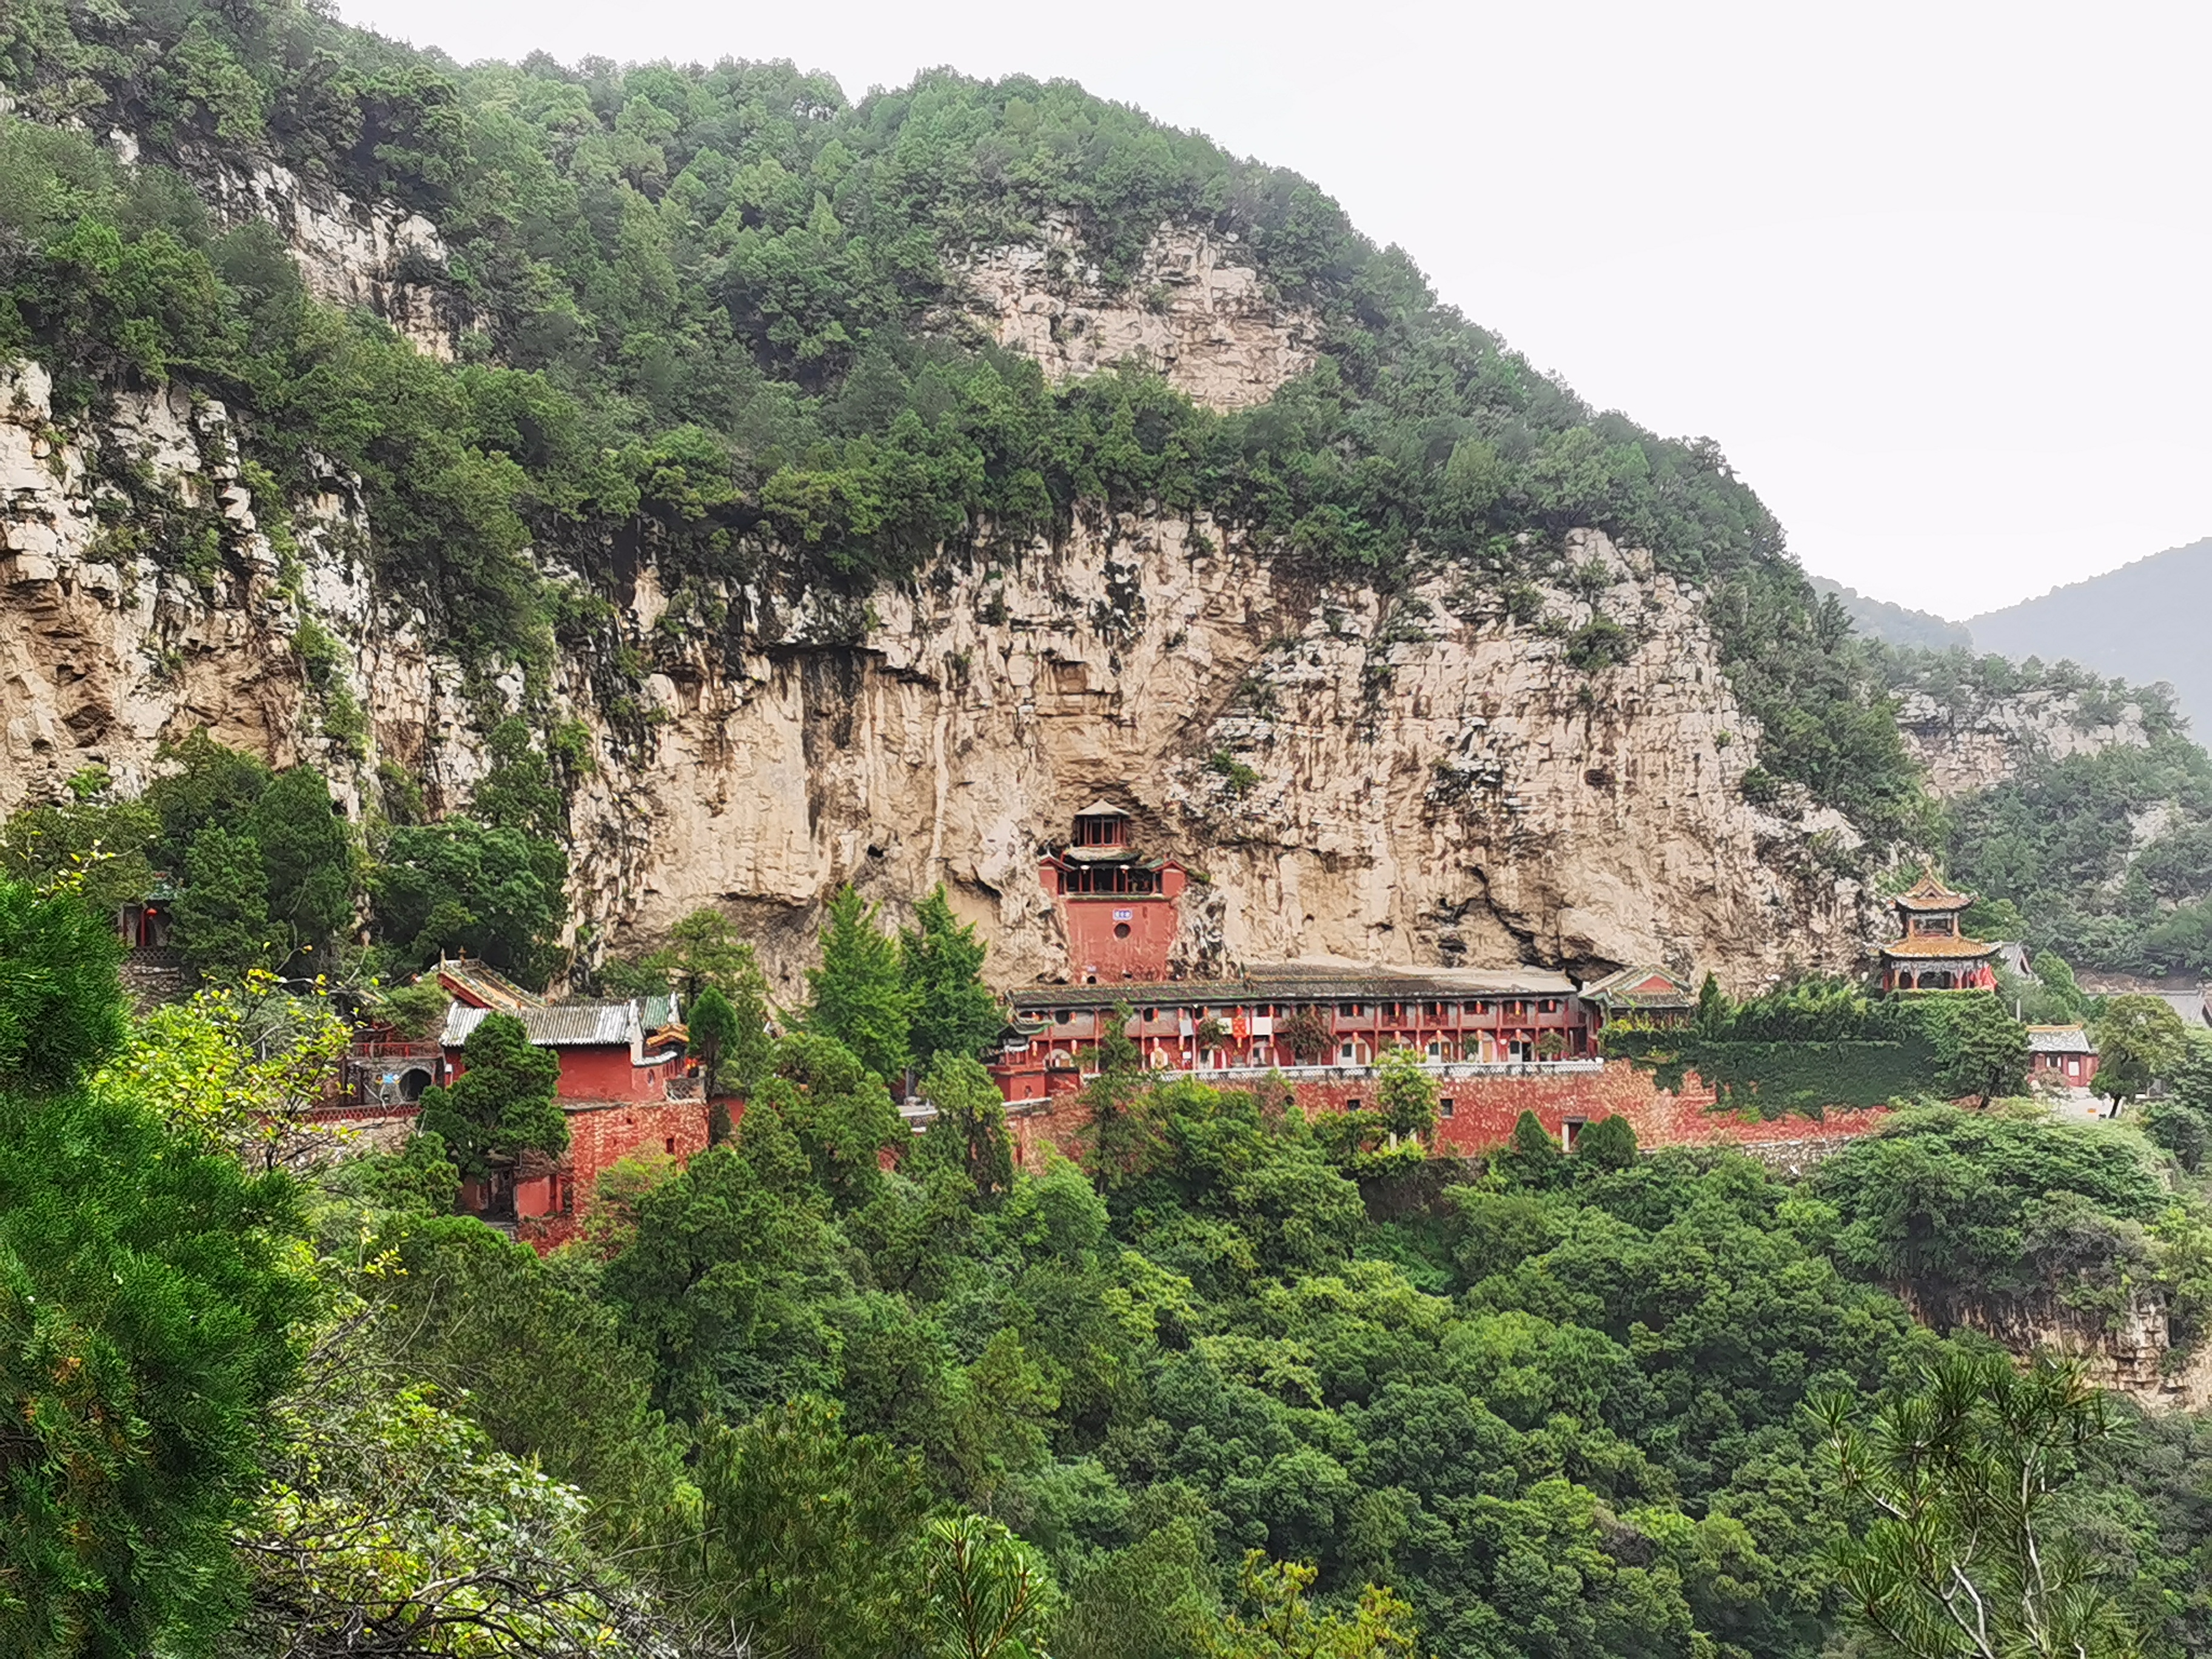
994 803 1732 1149
1879 870 1998 992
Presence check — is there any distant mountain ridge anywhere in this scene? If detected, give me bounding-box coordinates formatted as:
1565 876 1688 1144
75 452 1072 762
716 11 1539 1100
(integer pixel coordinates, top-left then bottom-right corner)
1966 539 2212 736
1808 577 1972 652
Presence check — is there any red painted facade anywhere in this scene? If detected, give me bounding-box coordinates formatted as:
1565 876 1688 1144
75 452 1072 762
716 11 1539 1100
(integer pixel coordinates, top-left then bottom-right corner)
1039 805 1191 984
515 1096 713 1247
1057 890 1187 983
541 1043 672 1103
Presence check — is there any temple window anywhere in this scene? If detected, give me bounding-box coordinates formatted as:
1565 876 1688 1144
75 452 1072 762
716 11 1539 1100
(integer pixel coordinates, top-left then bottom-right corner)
1073 813 1129 848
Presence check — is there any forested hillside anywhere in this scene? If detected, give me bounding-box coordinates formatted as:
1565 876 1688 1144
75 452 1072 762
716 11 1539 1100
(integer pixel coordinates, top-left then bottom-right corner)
1969 539 2212 737
5 7 2212 1644
7 871 2212 1658
0 0 1929 861
1807 575 1970 652
1877 648 2212 976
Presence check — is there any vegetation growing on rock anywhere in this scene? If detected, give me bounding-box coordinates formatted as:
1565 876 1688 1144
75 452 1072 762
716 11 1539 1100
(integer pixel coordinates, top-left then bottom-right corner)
0 0 1926 851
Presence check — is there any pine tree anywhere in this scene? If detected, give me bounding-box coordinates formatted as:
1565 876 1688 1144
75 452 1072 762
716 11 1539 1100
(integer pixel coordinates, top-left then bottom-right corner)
900 885 1000 1070
689 984 768 1097
249 765 354 962
171 822 273 980
418 1011 566 1185
806 886 912 1086
1498 1108 1564 1187
0 878 307 1654
1573 1113 1638 1170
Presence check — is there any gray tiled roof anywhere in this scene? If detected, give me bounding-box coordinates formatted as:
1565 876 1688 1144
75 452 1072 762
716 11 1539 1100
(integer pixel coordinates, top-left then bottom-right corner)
444 1001 641 1049
1009 962 1578 1012
2026 1025 2096 1055
1581 965 1695 1005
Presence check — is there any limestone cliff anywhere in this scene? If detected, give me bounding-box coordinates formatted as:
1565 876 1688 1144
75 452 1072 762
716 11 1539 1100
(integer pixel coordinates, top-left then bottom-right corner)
1899 1283 2212 1414
1 349 1876 993
0 132 1890 993
955 221 1319 412
1896 681 2157 799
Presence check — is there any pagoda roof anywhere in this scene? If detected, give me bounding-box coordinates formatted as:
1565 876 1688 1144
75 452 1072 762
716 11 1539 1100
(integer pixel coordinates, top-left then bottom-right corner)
1892 870 1977 913
432 956 546 1011
1074 799 1130 818
1879 935 1996 960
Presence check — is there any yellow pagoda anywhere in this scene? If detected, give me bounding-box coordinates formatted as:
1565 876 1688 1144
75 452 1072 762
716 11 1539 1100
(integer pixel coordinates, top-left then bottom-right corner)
1880 870 1997 993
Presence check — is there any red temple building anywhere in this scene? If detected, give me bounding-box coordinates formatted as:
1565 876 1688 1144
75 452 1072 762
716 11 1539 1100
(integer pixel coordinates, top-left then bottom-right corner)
2026 1024 2099 1091
329 957 707 1241
1039 801 1190 982
1880 871 1998 993
992 964 1601 1105
980 804 1869 1161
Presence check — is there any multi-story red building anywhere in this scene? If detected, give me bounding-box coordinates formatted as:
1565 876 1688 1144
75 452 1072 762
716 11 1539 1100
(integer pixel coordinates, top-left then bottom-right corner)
1880 870 1998 992
994 806 1722 1146
993 965 1601 1104
1038 801 1190 982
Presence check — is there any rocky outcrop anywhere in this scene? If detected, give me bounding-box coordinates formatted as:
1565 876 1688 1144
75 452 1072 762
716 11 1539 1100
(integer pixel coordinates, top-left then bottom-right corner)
0 354 1880 994
106 127 468 360
1899 1283 2212 1413
957 222 1319 411
1897 683 2155 797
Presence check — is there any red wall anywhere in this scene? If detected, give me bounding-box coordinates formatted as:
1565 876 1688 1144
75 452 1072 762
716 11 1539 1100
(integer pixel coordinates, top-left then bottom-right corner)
1059 893 1182 982
443 1040 669 1104
552 1045 668 1102
1000 1061 1889 1170
515 1098 711 1249
2029 1050 2099 1088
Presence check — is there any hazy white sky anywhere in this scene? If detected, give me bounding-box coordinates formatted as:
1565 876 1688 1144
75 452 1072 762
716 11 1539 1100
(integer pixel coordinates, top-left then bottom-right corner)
337 0 2212 619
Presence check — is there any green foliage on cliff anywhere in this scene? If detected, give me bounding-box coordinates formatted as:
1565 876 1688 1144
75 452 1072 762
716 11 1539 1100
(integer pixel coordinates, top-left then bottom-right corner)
1948 732 2212 975
1870 645 2212 973
1607 977 2029 1114
0 0 1928 848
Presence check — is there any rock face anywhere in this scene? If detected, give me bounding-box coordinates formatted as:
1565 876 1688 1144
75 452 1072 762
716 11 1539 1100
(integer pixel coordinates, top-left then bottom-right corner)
110 128 469 360
1897 683 2155 798
957 222 1319 412
1900 1284 2212 1414
0 138 1882 993
0 353 1877 993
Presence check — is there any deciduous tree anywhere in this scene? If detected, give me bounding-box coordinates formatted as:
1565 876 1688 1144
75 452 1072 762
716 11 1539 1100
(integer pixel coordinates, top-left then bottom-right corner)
2094 993 2191 1105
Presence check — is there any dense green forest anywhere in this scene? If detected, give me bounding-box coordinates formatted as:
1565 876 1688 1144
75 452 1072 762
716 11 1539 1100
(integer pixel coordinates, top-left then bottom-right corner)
1878 648 2212 976
7 869 2212 1657
0 0 1929 850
